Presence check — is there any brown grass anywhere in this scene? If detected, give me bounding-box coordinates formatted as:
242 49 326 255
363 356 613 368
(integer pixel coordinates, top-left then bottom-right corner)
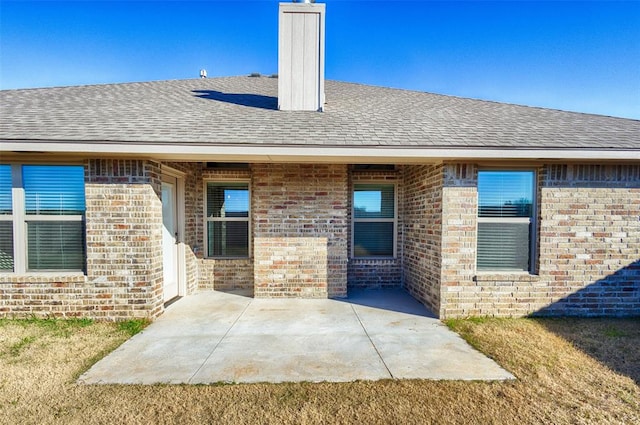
1 317 638 425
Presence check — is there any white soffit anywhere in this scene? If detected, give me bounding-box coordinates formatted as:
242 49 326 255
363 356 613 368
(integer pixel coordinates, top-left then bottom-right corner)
2 140 639 162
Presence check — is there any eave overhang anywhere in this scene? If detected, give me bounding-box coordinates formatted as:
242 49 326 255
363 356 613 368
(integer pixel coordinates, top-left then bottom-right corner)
2 140 639 163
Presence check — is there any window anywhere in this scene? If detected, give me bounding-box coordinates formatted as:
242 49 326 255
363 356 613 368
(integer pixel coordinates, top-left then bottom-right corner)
0 166 13 271
0 165 86 273
205 182 249 257
477 170 535 272
352 183 396 257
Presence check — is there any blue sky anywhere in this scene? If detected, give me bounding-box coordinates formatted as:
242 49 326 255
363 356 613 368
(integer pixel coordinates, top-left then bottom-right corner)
1 1 639 119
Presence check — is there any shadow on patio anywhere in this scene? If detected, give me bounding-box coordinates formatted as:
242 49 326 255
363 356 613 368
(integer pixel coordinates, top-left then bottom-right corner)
342 287 437 318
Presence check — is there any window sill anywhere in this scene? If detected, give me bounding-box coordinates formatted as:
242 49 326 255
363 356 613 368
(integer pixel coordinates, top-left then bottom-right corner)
474 272 540 283
0 272 87 284
350 257 398 262
203 257 251 261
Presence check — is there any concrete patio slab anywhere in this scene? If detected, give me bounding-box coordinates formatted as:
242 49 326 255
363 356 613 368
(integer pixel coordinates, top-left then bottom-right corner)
190 298 388 383
79 288 514 384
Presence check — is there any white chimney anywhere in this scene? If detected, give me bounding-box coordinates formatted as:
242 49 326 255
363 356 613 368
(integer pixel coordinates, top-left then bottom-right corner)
278 1 325 112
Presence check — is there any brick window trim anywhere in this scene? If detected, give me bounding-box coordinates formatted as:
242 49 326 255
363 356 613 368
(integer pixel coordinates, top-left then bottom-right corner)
473 272 541 283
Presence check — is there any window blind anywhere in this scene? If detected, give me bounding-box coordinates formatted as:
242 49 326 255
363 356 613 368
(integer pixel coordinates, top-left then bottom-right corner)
23 165 85 215
0 165 13 271
27 221 85 270
477 222 530 271
23 165 86 271
353 222 394 257
207 221 249 257
0 222 13 271
0 165 11 215
206 183 249 218
354 184 394 219
477 171 534 271
478 171 533 218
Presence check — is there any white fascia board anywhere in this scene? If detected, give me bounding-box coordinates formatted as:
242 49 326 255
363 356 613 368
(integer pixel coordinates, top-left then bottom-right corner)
2 140 639 162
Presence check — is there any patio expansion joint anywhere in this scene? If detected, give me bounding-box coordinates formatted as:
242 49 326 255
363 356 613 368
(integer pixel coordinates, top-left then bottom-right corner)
350 304 394 380
186 298 253 384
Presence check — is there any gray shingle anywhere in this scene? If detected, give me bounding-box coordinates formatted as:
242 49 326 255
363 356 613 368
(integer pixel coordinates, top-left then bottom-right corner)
1 76 638 150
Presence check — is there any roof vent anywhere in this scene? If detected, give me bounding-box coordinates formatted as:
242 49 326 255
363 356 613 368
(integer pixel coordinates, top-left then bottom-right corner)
293 0 315 3
199 69 207 79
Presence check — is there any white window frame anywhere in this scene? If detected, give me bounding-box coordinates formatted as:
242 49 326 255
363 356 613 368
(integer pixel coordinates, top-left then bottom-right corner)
351 181 398 259
476 169 537 273
1 164 86 274
203 179 251 259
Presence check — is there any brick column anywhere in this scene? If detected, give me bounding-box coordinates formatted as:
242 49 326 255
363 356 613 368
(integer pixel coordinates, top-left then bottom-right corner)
252 164 348 298
403 164 444 315
439 164 478 318
85 159 164 319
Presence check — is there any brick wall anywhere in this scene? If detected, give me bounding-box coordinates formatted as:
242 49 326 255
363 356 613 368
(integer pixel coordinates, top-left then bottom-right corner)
87 159 164 318
252 164 348 298
535 164 640 316
439 163 640 318
198 259 253 292
438 164 479 318
0 159 165 320
403 164 443 314
348 169 403 288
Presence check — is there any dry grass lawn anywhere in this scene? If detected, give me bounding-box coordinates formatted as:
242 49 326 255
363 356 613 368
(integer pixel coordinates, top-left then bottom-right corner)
0 316 638 424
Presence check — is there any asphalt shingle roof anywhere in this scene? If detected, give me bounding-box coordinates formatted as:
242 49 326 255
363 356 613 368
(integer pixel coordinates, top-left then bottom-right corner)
1 76 639 151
